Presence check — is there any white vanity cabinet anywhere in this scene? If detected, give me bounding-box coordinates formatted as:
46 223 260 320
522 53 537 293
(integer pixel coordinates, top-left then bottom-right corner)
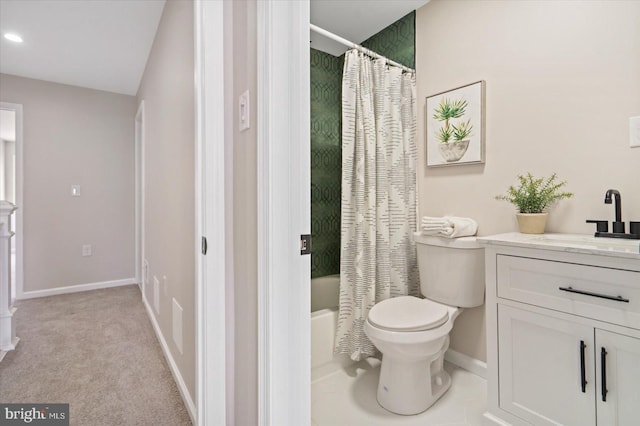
594 329 640 425
498 305 596 425
479 233 640 426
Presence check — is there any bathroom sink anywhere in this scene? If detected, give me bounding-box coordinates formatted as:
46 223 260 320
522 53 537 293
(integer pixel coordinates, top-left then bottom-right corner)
532 234 639 250
478 233 640 259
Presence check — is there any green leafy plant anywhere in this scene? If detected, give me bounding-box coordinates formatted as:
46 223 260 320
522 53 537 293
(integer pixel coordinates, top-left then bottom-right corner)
435 126 453 143
495 172 574 213
433 97 469 143
452 119 473 141
433 98 468 123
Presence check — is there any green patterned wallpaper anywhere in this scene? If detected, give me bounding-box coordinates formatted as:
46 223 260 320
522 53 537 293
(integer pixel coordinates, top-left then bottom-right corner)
310 11 416 278
361 11 415 69
311 48 343 278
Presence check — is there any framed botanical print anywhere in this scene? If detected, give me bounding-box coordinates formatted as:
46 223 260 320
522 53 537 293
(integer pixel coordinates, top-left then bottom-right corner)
426 81 485 167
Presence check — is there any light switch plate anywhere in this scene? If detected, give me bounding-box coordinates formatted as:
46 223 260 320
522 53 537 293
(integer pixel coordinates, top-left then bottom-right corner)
239 90 250 131
71 185 81 196
630 116 640 148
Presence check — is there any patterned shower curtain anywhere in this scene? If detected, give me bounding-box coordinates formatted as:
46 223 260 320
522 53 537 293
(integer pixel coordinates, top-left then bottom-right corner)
334 49 419 361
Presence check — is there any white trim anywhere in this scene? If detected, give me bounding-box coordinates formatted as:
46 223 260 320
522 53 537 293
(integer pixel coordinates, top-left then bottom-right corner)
445 348 488 379
257 1 311 424
142 294 196 423
195 1 228 425
483 412 516 426
0 102 23 303
134 100 146 293
221 2 235 425
18 278 136 300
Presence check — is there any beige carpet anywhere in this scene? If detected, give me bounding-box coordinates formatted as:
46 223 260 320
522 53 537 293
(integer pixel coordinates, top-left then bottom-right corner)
0 285 191 425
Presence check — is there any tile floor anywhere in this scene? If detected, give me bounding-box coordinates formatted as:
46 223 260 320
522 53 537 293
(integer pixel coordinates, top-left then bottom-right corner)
311 358 488 426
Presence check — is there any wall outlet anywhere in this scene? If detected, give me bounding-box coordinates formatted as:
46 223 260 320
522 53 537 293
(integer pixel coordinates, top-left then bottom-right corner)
630 116 640 148
153 276 160 314
71 185 81 196
172 298 184 354
82 244 92 256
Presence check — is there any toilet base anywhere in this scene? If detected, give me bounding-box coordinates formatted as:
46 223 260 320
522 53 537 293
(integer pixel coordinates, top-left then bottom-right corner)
376 339 451 415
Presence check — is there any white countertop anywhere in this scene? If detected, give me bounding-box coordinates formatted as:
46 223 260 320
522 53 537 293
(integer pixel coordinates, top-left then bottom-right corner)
478 232 640 260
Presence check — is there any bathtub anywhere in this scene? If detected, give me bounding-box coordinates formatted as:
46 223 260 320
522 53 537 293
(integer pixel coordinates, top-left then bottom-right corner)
311 274 354 381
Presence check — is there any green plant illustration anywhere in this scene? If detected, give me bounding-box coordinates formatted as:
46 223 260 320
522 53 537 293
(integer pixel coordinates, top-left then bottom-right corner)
433 97 473 143
495 172 574 213
451 119 473 141
435 126 454 143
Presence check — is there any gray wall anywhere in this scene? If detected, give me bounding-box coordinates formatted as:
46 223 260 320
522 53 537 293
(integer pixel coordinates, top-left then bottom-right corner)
136 0 196 404
0 73 136 292
231 0 258 424
416 0 640 362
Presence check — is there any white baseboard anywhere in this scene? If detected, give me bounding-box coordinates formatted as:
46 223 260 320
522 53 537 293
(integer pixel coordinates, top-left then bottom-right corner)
18 278 137 300
483 412 514 426
445 348 488 379
142 294 196 424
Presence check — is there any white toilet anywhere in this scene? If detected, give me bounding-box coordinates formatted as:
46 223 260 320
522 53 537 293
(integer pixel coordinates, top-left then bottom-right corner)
364 232 485 415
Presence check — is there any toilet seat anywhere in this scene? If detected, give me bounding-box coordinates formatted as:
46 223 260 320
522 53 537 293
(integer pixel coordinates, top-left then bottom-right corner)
368 296 449 332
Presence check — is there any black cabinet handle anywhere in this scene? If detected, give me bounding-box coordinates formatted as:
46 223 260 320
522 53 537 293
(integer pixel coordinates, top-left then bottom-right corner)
559 286 629 303
601 347 608 402
580 340 587 393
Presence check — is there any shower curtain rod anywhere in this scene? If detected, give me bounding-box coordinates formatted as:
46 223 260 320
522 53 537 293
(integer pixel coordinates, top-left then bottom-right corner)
310 24 416 73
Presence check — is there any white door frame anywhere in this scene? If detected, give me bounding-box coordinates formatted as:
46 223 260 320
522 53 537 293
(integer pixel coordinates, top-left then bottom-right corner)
134 100 145 292
194 0 229 424
257 1 311 424
0 102 23 302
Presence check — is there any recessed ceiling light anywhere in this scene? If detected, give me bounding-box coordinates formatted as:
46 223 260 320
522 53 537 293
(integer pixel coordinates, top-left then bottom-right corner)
4 33 23 43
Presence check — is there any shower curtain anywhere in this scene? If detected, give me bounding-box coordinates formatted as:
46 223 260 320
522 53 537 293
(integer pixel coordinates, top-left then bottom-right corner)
334 49 419 361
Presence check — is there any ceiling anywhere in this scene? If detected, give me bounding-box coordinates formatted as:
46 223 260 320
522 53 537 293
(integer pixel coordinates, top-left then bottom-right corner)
0 1 428 96
0 0 165 96
311 0 430 56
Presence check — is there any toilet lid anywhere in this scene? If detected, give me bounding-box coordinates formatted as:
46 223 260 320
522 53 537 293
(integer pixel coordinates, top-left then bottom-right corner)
368 296 449 332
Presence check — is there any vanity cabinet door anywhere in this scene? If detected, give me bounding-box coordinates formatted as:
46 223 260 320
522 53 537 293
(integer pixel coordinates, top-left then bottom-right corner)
498 305 596 426
595 329 640 426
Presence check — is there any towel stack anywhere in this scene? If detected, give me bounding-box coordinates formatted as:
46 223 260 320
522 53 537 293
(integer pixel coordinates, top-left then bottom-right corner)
421 216 478 238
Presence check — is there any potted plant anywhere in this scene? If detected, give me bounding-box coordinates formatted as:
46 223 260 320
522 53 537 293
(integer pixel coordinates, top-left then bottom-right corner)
495 172 574 234
433 98 473 162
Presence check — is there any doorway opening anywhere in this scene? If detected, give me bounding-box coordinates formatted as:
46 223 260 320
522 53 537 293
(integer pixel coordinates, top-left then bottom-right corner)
0 102 23 303
135 100 145 294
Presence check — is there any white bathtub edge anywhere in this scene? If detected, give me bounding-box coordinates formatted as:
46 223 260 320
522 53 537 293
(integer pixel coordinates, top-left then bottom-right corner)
311 307 356 381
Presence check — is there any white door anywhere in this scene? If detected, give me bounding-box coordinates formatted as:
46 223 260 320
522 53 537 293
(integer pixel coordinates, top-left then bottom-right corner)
498 305 596 426
595 329 640 426
256 1 311 424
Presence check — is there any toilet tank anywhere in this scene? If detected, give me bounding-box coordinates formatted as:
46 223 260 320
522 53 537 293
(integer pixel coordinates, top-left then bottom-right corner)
414 232 485 308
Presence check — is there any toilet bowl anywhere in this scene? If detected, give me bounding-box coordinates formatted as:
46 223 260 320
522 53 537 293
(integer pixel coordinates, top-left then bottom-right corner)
364 233 485 415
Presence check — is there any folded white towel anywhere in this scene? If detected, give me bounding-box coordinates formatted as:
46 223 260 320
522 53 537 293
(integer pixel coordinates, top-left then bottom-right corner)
421 216 450 226
421 216 478 238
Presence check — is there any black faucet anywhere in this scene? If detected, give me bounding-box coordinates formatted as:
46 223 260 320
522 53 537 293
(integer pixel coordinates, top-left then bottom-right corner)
587 189 639 239
604 189 624 233
604 189 621 222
